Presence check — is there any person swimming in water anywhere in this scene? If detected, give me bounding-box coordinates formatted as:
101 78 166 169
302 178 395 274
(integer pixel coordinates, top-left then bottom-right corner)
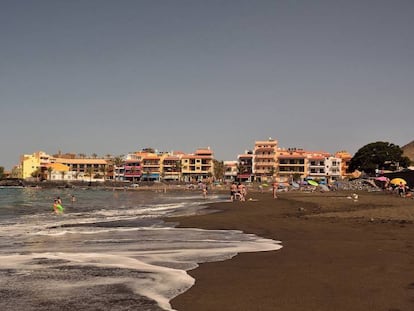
53 198 64 214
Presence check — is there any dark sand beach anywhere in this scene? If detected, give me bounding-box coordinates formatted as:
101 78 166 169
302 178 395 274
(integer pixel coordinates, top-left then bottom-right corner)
170 191 414 311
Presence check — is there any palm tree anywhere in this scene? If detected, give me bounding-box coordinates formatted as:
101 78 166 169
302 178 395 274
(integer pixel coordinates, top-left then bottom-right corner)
47 167 53 180
112 155 125 181
91 153 98 159
100 165 108 181
86 166 94 183
113 155 124 167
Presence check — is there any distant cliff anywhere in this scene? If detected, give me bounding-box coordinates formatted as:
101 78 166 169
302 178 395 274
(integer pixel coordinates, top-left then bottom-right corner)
402 141 414 163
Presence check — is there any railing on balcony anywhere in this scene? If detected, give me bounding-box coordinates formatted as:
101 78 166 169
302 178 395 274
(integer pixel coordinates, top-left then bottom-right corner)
124 166 142 170
124 172 142 177
255 162 277 166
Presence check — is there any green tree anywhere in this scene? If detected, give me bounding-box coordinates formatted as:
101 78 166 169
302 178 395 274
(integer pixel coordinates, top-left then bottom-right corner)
349 141 410 175
213 160 224 181
0 166 4 179
31 168 42 181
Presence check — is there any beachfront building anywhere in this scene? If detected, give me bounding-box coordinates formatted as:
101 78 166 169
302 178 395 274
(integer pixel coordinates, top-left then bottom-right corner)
277 148 307 183
335 151 353 179
253 138 278 182
124 155 142 183
139 152 161 181
19 151 111 182
223 161 238 183
306 151 331 181
162 154 182 181
112 153 142 182
324 156 342 183
237 151 254 182
123 159 142 183
53 157 110 182
181 147 214 182
20 151 51 179
45 163 72 181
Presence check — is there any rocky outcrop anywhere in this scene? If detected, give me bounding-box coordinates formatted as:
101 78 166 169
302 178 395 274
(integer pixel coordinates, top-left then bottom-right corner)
402 141 414 163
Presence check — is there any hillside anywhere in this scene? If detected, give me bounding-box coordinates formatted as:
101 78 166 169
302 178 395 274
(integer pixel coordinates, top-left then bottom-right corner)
401 141 414 163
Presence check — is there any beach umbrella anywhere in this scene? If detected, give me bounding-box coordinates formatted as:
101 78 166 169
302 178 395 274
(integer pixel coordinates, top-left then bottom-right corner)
390 178 407 185
307 180 319 186
291 181 300 188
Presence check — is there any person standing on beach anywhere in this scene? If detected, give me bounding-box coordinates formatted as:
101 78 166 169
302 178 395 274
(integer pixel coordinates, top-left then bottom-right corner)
398 182 406 197
230 183 237 201
237 183 245 201
272 181 278 199
202 184 208 199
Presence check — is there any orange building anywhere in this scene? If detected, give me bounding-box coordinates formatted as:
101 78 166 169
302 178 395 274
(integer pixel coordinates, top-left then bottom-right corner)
253 138 278 182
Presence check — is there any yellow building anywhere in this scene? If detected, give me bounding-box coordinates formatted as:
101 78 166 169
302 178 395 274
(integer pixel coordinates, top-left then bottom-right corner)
19 151 111 181
181 148 214 182
20 151 53 179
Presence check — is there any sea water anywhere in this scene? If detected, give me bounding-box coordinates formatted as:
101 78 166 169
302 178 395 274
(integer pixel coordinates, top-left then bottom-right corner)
0 187 282 311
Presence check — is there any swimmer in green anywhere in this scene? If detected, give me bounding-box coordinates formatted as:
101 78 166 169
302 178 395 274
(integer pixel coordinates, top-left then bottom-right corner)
53 199 64 214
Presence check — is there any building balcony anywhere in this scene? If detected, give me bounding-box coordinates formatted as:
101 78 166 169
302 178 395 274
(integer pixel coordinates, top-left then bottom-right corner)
124 172 142 177
279 163 304 167
255 153 275 158
124 165 142 170
255 162 276 166
254 170 275 175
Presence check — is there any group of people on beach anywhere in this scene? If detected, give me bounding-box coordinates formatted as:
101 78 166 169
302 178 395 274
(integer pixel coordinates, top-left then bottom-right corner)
52 195 76 214
230 182 247 201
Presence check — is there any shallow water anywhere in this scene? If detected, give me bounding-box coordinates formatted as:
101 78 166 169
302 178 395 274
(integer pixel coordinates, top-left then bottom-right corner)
0 188 281 310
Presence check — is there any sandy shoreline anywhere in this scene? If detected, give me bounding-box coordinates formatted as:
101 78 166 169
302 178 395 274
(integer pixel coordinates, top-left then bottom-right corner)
168 191 414 311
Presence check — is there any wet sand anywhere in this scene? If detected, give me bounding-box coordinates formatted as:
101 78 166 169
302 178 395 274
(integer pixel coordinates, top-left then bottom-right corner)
169 191 414 311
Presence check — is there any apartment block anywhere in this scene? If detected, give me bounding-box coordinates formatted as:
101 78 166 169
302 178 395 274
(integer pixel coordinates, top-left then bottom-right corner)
253 138 278 182
224 161 238 183
277 148 307 182
181 147 214 182
237 151 254 182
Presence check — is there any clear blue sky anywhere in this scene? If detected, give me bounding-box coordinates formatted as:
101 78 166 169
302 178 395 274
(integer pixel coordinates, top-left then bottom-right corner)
1 0 413 170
